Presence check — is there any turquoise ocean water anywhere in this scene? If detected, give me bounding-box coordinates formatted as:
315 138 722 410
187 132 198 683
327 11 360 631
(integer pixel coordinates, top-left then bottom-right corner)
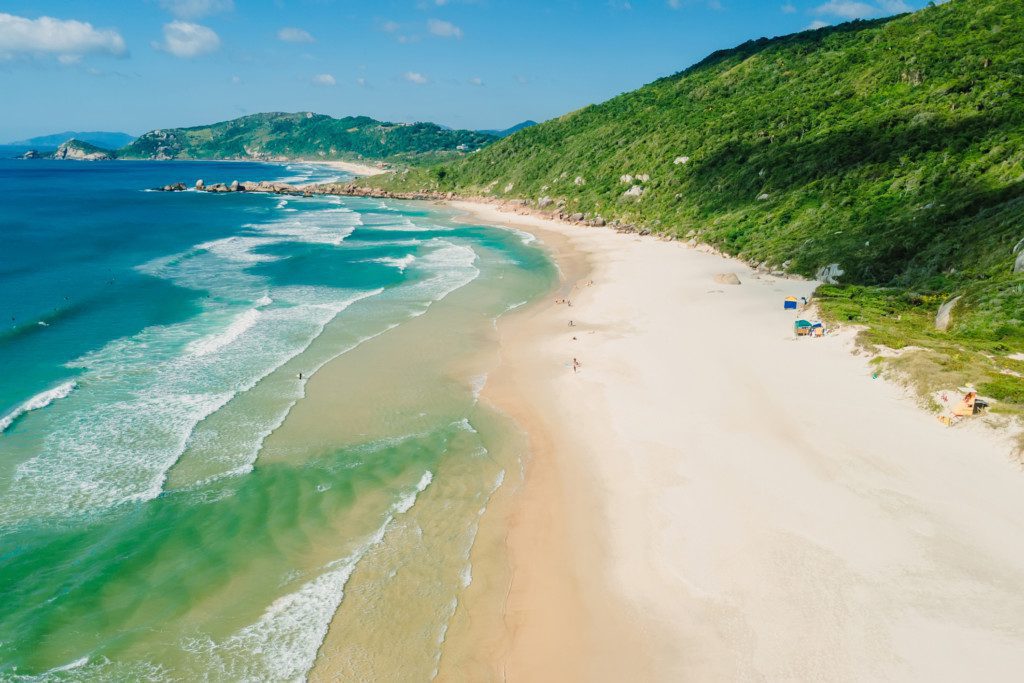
0 156 553 679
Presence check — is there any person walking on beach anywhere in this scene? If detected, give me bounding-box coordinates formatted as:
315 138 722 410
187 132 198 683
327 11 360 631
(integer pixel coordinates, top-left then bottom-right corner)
573 358 581 373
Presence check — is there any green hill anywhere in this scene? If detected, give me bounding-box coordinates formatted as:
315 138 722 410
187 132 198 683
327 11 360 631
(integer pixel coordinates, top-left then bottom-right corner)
51 139 115 160
117 112 496 163
367 0 1024 413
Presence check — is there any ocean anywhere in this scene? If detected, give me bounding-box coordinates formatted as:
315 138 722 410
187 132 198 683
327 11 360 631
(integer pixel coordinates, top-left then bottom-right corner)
0 156 555 679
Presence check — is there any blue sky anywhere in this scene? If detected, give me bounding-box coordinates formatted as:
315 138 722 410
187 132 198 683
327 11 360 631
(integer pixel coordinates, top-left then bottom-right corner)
0 0 932 141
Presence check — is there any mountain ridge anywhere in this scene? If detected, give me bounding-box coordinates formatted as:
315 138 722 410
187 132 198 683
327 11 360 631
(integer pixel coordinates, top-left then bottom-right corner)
9 131 135 149
117 112 496 164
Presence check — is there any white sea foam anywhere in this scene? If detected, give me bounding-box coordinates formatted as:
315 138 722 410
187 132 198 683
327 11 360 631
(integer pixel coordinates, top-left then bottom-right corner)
197 236 281 264
361 217 437 232
396 471 434 514
186 308 260 357
408 240 480 304
42 656 90 674
0 286 384 526
469 374 488 402
0 380 77 434
369 254 416 272
185 471 433 681
0 202 487 525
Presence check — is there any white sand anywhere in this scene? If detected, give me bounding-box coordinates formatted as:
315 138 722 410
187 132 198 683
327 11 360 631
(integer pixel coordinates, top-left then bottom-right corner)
453 201 1024 681
305 160 388 176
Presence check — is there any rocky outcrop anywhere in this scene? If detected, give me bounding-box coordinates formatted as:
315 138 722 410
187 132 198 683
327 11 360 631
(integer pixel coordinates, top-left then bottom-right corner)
1016 251 1024 274
714 273 742 285
623 185 645 198
935 296 962 331
53 139 114 161
21 150 41 159
816 263 845 284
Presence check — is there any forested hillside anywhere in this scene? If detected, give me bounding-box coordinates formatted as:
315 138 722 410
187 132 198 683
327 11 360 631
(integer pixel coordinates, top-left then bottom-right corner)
368 0 1024 410
118 112 496 163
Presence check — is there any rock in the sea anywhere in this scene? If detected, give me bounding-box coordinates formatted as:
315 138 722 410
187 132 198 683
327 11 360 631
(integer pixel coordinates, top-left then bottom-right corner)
935 296 962 331
21 149 41 159
52 140 113 161
230 180 240 192
195 179 205 190
714 273 742 285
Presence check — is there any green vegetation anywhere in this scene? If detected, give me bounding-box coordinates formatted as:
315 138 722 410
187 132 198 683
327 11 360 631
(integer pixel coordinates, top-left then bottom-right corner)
117 112 496 163
367 0 1024 413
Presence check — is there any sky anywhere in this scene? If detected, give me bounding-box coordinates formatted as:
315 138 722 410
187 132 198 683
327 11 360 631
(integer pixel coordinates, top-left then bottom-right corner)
0 0 934 141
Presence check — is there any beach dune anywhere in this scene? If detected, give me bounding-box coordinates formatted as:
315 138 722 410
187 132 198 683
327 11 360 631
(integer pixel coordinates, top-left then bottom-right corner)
456 201 1024 681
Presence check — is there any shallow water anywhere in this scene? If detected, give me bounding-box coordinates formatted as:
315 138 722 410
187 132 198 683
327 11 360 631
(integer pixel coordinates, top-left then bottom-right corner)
0 159 554 679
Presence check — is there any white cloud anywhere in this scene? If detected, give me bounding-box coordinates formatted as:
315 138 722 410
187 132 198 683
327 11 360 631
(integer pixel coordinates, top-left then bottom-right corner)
277 27 314 43
404 71 428 84
811 0 915 19
781 3 797 13
806 19 831 29
154 21 220 58
231 74 241 84
381 20 400 33
878 0 912 11
312 73 336 86
469 76 483 86
0 13 126 60
356 77 368 87
813 1 878 18
667 0 723 9
159 0 233 20
427 19 463 39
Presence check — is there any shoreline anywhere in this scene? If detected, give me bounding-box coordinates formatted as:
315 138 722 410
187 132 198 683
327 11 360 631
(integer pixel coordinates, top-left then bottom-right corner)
449 200 1024 679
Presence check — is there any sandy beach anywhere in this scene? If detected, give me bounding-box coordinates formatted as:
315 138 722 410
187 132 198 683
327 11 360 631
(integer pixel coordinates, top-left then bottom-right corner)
452 200 1024 680
305 159 388 176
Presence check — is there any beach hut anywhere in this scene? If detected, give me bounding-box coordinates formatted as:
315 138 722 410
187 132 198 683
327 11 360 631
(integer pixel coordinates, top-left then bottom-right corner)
784 296 799 310
794 319 814 336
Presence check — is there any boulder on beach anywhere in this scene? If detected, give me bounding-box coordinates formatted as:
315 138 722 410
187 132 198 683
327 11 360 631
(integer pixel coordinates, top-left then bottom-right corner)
714 273 742 285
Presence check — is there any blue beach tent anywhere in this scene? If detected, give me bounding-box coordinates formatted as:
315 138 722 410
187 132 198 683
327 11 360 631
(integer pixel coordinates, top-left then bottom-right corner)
784 296 799 310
